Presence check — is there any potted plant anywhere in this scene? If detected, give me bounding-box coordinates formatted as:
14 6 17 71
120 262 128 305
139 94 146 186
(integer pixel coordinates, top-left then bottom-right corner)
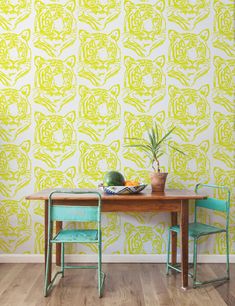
124 122 185 192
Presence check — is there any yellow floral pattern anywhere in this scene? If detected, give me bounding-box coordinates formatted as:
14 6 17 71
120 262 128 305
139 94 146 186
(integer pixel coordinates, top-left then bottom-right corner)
0 0 234 256
79 0 121 30
0 199 31 252
168 29 210 86
78 85 121 141
0 0 31 30
124 0 166 56
169 141 210 188
0 141 31 197
34 1 76 56
79 141 121 187
35 167 76 191
168 0 210 30
124 222 166 254
0 30 31 86
213 0 235 56
0 85 31 141
79 29 120 85
34 111 76 167
168 85 210 141
124 111 165 168
124 56 166 112
34 56 76 112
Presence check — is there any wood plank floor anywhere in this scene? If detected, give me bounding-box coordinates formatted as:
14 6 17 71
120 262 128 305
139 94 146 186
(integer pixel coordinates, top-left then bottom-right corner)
0 263 234 306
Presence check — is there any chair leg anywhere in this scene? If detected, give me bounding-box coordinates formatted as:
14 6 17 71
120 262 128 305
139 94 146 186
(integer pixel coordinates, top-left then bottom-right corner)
98 238 104 298
98 242 101 297
44 241 52 297
166 229 171 275
193 238 198 289
226 231 230 280
44 242 64 297
98 233 105 298
61 243 64 278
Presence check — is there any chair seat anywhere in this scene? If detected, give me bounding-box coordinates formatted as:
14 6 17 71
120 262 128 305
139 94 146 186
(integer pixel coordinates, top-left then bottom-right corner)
51 229 98 243
170 222 226 238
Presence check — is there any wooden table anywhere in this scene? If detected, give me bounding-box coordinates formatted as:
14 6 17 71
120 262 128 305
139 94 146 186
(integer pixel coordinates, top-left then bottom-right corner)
26 188 206 289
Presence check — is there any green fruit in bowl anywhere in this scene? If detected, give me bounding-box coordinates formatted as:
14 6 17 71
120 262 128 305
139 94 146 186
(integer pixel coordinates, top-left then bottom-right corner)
103 171 125 186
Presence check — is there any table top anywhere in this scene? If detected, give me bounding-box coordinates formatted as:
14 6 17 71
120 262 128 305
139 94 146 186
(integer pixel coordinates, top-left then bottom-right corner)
26 187 207 201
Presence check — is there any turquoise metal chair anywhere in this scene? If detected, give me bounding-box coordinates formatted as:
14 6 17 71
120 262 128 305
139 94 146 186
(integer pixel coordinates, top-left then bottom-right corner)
44 190 105 297
166 184 230 288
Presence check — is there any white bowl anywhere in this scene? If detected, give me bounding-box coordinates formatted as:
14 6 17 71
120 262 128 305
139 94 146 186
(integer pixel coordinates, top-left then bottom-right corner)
103 184 147 195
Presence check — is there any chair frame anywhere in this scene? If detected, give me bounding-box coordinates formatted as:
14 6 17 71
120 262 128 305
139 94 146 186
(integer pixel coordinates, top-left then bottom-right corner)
44 190 105 297
166 183 230 288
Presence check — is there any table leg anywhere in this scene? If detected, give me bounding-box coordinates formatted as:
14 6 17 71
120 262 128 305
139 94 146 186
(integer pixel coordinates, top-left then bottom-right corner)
171 212 178 265
180 200 189 289
44 201 51 282
56 221 62 266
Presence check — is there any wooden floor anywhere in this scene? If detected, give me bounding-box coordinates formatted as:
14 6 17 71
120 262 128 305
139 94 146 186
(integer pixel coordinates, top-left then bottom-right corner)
0 263 234 306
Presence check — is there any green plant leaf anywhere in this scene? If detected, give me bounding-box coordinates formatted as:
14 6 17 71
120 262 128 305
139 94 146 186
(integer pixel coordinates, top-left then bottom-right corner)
151 126 157 147
147 128 155 148
157 127 176 147
168 144 186 155
123 123 185 170
154 121 159 142
155 152 164 159
125 137 145 141
123 144 153 152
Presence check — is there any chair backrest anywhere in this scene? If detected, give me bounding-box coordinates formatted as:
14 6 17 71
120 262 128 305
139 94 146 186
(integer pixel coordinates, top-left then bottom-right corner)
48 190 102 223
195 198 227 212
194 184 230 228
51 205 99 222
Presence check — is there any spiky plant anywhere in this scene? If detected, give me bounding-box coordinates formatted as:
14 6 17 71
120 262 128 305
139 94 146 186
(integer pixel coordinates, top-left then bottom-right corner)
124 122 185 173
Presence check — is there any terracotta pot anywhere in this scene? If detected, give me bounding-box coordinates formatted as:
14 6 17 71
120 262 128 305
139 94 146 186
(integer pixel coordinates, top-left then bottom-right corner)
150 172 168 192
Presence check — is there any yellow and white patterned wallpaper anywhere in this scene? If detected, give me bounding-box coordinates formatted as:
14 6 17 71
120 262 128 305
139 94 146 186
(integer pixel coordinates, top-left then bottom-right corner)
0 1 234 256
